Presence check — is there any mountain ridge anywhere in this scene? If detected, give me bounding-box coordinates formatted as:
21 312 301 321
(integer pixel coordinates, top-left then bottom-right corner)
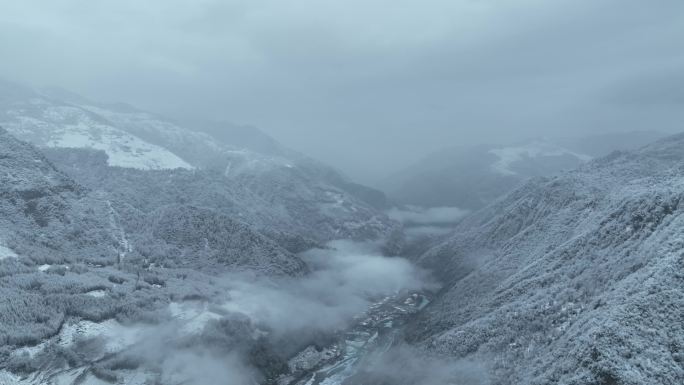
383 132 670 212
404 131 684 384
0 81 397 244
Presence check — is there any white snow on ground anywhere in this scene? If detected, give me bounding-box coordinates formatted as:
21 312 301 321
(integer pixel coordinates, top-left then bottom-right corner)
80 104 225 151
53 369 92 385
3 104 193 170
0 371 21 385
288 345 340 372
169 301 272 339
58 319 142 354
85 290 107 298
9 340 49 364
489 141 592 175
5 318 155 385
0 244 17 260
47 123 193 170
168 301 223 334
325 191 346 207
37 264 51 272
5 302 241 385
1 366 153 385
57 370 151 385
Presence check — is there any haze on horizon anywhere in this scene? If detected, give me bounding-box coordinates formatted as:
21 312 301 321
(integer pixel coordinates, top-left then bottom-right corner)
1 0 683 183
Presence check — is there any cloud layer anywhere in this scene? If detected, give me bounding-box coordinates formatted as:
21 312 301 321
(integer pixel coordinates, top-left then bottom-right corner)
91 241 434 384
221 240 431 335
1 0 682 181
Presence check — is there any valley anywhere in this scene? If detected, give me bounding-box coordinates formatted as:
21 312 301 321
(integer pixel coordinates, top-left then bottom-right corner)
0 81 681 384
282 291 430 385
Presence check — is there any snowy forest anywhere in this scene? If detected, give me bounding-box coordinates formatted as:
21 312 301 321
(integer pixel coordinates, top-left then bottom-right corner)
0 1 683 384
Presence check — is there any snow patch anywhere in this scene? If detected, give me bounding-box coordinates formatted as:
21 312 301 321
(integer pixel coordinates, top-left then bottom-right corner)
325 191 347 207
11 340 49 360
0 244 17 260
47 124 193 170
169 301 223 335
288 345 341 372
0 371 21 385
85 290 107 298
58 319 142 354
4 104 193 170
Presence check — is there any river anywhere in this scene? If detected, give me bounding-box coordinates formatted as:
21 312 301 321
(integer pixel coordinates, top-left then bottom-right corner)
277 291 430 385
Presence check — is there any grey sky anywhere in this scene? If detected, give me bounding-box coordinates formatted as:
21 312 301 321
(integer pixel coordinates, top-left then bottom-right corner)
1 0 683 183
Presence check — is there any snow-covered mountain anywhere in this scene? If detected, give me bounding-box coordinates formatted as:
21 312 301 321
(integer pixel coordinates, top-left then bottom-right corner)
5 77 679 384
0 127 315 384
0 127 412 385
0 81 406 384
0 80 396 244
0 82 193 171
0 127 306 274
383 140 590 211
383 136 665 211
0 78 405 384
405 133 684 384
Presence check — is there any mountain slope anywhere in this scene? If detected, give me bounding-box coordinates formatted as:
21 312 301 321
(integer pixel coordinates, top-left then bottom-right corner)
407 134 684 384
560 130 669 157
0 127 112 263
0 128 314 384
0 83 192 170
0 81 396 244
0 127 304 274
43 147 395 245
384 133 669 213
384 141 591 210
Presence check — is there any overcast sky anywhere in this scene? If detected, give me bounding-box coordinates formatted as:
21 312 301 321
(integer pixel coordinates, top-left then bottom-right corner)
1 0 683 182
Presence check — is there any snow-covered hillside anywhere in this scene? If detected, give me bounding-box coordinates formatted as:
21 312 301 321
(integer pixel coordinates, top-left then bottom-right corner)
0 130 405 384
384 140 591 211
383 135 666 212
0 95 193 170
0 81 314 175
0 127 315 383
0 81 397 244
407 133 684 384
0 127 304 274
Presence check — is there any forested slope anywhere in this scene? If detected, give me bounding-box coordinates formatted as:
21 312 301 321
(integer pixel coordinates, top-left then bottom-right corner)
408 135 684 384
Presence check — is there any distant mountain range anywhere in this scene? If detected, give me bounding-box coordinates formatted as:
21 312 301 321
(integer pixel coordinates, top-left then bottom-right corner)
383 132 667 211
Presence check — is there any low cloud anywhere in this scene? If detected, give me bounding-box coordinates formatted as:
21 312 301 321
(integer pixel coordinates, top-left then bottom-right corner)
158 350 256 385
79 241 435 385
388 205 469 226
221 240 432 336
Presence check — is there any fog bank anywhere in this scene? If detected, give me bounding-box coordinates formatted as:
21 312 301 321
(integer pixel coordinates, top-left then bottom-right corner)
2 0 682 181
